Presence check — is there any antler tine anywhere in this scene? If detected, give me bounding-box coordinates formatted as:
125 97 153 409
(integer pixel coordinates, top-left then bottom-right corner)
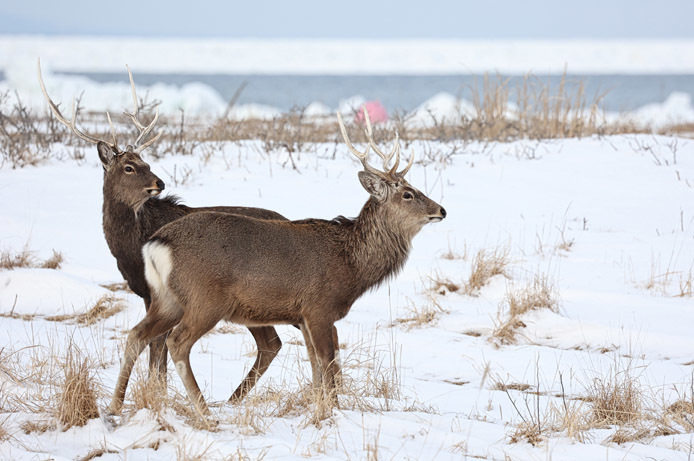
124 65 160 152
133 128 162 154
37 58 103 145
396 149 415 178
361 105 399 172
336 111 384 177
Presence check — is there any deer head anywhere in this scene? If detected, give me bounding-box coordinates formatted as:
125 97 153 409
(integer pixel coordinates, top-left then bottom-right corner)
338 107 446 238
38 59 165 210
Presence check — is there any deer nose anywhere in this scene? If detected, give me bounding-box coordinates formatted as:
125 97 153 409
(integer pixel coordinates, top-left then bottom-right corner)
156 179 165 191
440 207 447 218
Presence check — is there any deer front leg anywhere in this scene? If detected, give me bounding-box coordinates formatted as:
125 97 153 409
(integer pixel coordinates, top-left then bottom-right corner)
303 318 339 407
229 326 282 403
300 323 323 389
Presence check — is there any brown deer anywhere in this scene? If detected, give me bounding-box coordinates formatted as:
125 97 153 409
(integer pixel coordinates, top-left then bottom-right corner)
108 107 446 417
37 60 311 402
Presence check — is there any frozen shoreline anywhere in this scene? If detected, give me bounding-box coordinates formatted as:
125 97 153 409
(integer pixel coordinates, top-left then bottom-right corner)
2 36 694 75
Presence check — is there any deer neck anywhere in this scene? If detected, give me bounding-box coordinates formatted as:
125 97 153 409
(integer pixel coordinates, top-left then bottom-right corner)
347 198 413 291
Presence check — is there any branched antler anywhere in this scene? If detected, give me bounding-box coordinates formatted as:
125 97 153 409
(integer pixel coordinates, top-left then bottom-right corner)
337 105 414 178
37 58 161 154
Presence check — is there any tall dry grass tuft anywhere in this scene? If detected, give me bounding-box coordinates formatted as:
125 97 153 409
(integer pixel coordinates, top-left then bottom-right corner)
463 247 510 296
0 247 35 270
129 367 168 414
587 361 643 426
40 249 64 269
56 346 100 430
492 275 559 344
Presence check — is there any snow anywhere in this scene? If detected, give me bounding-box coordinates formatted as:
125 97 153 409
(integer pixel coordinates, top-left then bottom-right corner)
1 133 693 459
2 37 694 75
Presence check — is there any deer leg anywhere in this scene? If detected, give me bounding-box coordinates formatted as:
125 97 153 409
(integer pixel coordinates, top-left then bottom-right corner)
300 323 322 389
303 319 339 406
144 298 169 385
229 326 282 403
108 303 181 415
331 325 342 388
148 334 169 384
166 314 220 417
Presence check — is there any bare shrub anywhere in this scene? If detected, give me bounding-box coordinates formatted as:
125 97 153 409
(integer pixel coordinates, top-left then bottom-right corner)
56 346 100 430
492 275 559 344
463 247 510 296
0 91 60 168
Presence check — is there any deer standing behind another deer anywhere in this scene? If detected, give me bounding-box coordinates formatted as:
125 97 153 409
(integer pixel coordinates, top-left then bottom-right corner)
37 60 337 405
108 107 447 417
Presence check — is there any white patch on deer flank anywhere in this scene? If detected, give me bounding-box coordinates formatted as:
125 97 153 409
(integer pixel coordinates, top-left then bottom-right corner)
143 240 173 295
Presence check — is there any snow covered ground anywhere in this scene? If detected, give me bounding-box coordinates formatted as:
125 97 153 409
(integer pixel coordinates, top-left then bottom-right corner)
1 132 693 460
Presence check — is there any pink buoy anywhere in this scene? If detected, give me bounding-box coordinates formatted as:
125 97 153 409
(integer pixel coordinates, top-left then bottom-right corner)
355 101 388 125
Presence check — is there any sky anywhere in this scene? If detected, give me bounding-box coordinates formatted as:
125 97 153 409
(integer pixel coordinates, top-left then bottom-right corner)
1 0 693 39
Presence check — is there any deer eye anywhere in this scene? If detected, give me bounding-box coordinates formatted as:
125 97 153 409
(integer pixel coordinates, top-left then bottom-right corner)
403 191 414 200
124 165 135 174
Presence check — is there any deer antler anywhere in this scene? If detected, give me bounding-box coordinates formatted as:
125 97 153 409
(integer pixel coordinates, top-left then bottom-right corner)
37 58 108 146
37 58 161 154
337 106 414 179
337 110 384 178
123 65 161 154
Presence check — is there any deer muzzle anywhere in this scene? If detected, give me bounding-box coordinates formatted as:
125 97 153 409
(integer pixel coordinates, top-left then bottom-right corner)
147 179 165 196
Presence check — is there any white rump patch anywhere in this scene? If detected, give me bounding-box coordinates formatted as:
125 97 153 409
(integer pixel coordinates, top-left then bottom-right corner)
143 240 173 295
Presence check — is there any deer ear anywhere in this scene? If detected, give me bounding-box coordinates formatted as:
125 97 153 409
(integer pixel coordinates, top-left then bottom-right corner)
358 171 388 202
97 141 117 170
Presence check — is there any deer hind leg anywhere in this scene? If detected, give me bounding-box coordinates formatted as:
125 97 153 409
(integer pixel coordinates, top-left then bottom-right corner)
108 299 182 415
144 299 169 386
303 318 339 406
148 334 169 385
229 326 282 403
166 313 220 418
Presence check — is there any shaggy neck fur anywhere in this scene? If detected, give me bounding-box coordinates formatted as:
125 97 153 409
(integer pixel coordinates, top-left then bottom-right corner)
344 197 414 294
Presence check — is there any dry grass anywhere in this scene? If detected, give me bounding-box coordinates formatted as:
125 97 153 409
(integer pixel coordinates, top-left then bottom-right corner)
40 249 64 269
394 296 447 330
0 247 35 270
492 275 559 344
45 295 126 325
55 346 100 430
0 246 63 271
100 281 131 292
76 295 126 325
0 417 8 442
129 368 169 414
587 362 643 426
463 247 510 296
20 420 52 434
